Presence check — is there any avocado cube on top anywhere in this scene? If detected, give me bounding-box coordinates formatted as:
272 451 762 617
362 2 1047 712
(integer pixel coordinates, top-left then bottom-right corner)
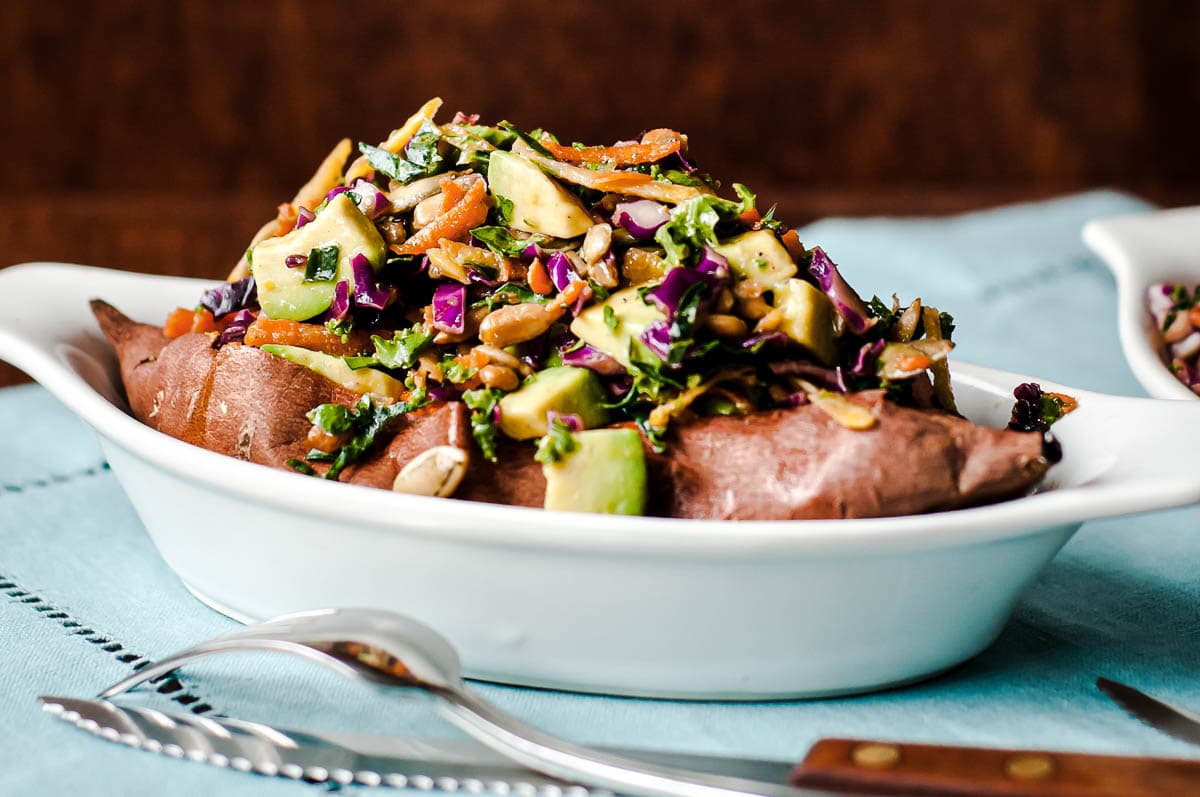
251 193 386 321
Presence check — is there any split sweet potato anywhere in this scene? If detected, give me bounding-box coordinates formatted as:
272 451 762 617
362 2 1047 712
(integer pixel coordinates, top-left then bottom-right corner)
93 300 1048 519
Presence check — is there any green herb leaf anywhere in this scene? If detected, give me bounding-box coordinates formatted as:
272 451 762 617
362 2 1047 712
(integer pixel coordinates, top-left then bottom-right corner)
462 388 503 462
371 324 436 370
868 295 900 328
497 121 554 158
304 244 340 282
439 355 477 385
459 124 517 149
603 305 619 331
472 282 549 311
295 391 429 480
492 194 515 226
325 316 353 340
359 120 446 184
653 190 751 266
471 225 544 258
534 417 578 465
938 311 956 340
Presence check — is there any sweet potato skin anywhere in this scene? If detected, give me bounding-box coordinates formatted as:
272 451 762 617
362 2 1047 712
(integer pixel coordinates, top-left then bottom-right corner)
93 300 1048 519
646 391 1049 519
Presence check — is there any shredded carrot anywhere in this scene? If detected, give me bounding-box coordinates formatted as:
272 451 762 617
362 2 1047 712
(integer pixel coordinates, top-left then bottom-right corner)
274 202 299 236
460 349 490 370
548 280 591 313
1046 391 1079 415
894 354 933 373
392 179 489 256
243 318 373 356
1189 305 1200 329
164 308 197 338
538 129 684 167
738 207 761 225
164 307 221 339
780 229 804 259
439 175 466 211
528 258 554 296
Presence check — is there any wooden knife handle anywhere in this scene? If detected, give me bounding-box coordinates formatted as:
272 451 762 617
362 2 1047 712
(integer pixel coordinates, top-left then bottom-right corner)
791 738 1200 797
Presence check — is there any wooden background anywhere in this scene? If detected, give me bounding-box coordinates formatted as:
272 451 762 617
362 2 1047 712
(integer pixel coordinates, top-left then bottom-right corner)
2 0 1199 386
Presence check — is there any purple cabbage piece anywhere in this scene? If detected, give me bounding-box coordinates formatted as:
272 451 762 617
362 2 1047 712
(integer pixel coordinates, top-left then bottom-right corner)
348 180 390 219
351 254 391 311
778 392 810 408
425 384 458 403
644 267 708 320
560 343 626 376
285 254 308 269
612 199 670 240
768 360 847 392
695 247 731 282
807 247 876 336
325 185 352 202
546 251 580 293
329 280 351 321
741 331 788 350
662 149 699 175
200 276 257 318
522 241 541 260
850 339 886 377
431 282 467 335
467 269 500 288
214 309 257 348
546 410 583 431
640 321 674 361
295 206 315 229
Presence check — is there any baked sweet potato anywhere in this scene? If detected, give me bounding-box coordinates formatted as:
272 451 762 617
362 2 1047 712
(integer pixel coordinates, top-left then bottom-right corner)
93 301 1048 519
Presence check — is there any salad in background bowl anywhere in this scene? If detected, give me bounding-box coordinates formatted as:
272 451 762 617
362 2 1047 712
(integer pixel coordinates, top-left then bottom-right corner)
1084 204 1200 400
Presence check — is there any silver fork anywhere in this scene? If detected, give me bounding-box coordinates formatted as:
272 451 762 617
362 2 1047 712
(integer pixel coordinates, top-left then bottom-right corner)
98 608 822 797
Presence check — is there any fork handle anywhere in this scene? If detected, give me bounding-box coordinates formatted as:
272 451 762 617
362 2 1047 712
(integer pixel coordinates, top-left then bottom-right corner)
791 738 1200 797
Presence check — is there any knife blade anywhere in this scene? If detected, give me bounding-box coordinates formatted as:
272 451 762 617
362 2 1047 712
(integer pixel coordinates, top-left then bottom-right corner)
43 695 1200 796
40 696 827 794
1096 676 1200 748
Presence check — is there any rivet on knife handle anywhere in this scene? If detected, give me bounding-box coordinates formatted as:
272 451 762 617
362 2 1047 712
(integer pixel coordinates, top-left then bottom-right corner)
790 738 1200 797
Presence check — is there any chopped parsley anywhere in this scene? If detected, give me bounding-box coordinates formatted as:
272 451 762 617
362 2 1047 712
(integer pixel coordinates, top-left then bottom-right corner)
603 305 619 331
462 388 503 462
653 185 756 265
371 324 436 370
492 194 515 226
534 417 577 465
292 390 429 481
303 244 340 282
359 120 446 184
473 282 548 311
439 355 476 384
471 225 543 258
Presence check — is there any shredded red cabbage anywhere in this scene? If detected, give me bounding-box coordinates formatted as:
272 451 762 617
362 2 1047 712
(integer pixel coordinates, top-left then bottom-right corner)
432 283 466 334
808 248 876 336
768 360 847 392
285 254 308 269
200 276 257 318
613 200 670 240
325 186 352 202
295 207 316 229
215 309 257 348
850 339 886 377
695 247 731 282
329 280 351 321
546 410 583 431
351 254 391 310
644 266 708 320
560 343 626 376
740 331 787 350
640 321 674 361
546 252 581 293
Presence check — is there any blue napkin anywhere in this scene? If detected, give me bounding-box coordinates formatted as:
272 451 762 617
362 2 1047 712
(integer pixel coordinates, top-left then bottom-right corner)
3 190 1198 795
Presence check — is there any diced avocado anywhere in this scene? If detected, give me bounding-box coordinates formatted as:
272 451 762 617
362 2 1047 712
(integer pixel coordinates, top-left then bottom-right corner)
498 366 609 440
712 229 797 289
771 278 837 365
487 151 592 239
542 428 646 515
260 344 406 400
569 286 665 368
251 194 386 321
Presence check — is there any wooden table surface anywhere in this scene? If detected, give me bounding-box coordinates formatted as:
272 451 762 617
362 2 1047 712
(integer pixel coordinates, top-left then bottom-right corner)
1 185 1193 389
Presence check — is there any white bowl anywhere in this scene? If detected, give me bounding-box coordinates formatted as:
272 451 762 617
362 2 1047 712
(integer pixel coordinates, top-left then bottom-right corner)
1084 205 1200 400
3 262 1199 700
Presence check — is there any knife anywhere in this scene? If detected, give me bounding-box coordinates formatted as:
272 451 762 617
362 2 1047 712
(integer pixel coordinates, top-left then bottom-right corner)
41 696 1200 796
1097 676 1200 748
